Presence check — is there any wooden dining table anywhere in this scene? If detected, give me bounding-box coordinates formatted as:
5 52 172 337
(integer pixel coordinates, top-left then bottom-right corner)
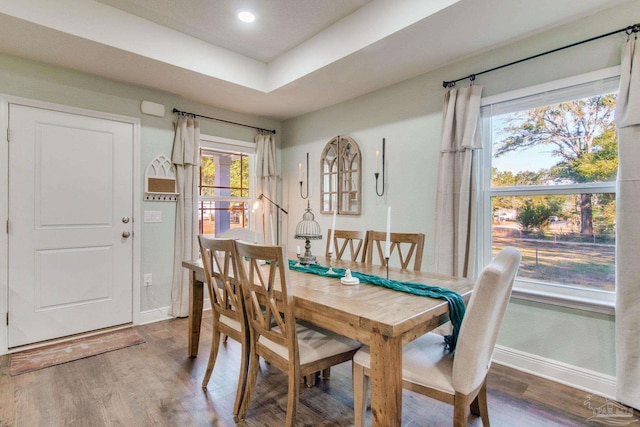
182 255 473 427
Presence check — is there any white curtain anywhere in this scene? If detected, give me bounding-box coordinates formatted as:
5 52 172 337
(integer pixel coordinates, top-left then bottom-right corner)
169 117 200 317
255 133 279 245
433 85 483 278
615 33 640 410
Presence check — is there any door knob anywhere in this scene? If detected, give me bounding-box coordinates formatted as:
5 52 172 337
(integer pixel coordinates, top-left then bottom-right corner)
122 217 130 223
122 231 131 238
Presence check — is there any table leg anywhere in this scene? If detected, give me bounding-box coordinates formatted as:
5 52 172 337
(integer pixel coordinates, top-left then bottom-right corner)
188 270 204 358
369 334 402 427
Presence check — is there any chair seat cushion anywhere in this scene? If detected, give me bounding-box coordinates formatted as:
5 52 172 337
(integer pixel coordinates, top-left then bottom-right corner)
259 323 361 365
353 332 455 395
219 313 242 332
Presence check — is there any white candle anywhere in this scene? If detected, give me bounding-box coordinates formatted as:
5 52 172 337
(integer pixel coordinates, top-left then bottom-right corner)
385 206 391 259
329 209 337 254
375 150 380 173
296 245 301 255
298 163 302 181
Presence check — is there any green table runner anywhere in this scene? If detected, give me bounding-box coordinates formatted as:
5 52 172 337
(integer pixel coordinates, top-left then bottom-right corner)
288 260 465 351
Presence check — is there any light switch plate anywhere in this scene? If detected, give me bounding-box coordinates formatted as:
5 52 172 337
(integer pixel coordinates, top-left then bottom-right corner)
144 210 162 223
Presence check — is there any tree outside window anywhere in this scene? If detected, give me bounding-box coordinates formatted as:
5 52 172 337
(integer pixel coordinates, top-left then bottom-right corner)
485 85 617 292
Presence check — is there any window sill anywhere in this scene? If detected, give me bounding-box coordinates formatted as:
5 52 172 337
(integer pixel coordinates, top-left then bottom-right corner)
511 280 615 315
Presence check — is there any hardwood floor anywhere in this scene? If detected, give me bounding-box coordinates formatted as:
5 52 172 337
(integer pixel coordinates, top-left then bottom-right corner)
0 312 637 426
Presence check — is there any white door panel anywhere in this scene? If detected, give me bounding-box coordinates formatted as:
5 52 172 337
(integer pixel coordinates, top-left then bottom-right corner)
8 104 133 347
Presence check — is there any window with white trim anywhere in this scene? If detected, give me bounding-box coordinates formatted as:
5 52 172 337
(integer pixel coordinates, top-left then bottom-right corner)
480 70 619 306
198 135 255 235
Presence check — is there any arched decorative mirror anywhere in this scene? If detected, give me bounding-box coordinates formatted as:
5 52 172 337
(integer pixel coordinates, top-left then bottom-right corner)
320 136 361 215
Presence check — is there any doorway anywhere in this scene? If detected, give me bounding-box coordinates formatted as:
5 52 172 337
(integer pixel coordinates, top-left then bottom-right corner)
6 101 138 348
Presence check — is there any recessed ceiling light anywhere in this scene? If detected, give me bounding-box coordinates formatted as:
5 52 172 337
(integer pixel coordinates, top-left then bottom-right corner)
237 10 256 23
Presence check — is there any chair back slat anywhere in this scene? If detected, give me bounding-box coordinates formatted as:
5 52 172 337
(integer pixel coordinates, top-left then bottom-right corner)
325 229 367 262
365 231 425 271
235 242 296 352
198 236 243 322
452 247 521 395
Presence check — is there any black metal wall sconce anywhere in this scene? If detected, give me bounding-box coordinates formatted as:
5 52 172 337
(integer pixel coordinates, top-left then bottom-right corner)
299 152 309 199
374 138 386 197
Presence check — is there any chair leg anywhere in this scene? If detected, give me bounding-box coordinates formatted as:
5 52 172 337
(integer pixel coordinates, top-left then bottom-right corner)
470 381 490 426
232 337 251 417
304 372 318 387
453 392 471 427
236 350 260 422
285 367 300 427
321 367 331 379
353 362 368 427
201 328 222 388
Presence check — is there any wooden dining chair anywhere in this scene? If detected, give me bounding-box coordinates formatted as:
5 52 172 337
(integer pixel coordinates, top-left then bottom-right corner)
197 235 249 419
365 231 425 271
352 247 521 427
234 241 362 427
325 229 368 262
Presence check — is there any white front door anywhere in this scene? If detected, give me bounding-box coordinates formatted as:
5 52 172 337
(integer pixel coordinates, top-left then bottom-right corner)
8 103 134 348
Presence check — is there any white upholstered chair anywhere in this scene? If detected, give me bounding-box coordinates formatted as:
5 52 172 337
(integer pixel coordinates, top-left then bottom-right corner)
353 247 521 426
217 227 263 244
234 241 362 427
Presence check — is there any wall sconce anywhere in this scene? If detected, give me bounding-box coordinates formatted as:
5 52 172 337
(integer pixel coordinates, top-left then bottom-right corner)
299 152 309 199
374 138 386 197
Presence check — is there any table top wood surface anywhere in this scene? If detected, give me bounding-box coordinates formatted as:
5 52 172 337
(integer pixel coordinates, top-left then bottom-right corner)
182 256 472 344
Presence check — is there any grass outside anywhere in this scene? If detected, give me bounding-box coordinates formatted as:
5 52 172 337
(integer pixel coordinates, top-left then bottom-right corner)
492 235 615 292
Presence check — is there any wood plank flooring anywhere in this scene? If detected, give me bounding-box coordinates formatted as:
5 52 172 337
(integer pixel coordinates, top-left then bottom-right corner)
0 312 637 426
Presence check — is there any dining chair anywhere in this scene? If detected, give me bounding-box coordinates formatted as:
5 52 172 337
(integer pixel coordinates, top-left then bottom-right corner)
325 229 368 262
365 230 425 271
197 235 249 419
352 247 521 427
234 241 362 427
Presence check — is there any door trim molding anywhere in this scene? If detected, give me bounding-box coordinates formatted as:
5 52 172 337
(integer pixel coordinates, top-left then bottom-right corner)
0 95 141 355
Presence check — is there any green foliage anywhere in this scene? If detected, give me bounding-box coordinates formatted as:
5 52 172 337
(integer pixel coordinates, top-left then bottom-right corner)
493 93 618 235
518 202 552 231
199 152 249 197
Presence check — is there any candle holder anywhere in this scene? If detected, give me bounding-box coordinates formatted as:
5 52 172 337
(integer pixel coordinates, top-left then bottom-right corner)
300 152 309 199
375 138 386 197
327 252 335 274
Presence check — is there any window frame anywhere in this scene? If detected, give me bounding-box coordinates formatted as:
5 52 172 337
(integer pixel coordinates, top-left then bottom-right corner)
198 134 257 235
478 67 620 315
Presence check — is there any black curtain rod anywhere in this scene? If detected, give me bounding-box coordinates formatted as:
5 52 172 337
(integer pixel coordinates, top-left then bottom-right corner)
172 108 276 134
443 23 640 89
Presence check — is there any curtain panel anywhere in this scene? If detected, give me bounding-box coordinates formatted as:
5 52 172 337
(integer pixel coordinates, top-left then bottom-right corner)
170 117 200 317
255 133 279 245
433 85 483 278
615 34 640 410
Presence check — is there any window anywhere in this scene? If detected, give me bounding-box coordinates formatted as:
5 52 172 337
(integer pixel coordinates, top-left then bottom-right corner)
480 69 619 307
198 135 255 235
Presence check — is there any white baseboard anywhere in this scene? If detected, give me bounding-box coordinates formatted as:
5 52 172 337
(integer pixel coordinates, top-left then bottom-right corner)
493 345 616 399
138 298 212 325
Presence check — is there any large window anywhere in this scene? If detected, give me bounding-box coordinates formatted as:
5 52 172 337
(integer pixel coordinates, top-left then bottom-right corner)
480 70 619 304
198 136 255 235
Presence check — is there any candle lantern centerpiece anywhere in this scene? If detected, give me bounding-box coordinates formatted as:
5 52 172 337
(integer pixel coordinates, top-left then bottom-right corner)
294 201 322 265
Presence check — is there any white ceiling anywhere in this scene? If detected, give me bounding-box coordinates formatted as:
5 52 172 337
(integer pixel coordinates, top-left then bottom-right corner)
0 0 633 121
